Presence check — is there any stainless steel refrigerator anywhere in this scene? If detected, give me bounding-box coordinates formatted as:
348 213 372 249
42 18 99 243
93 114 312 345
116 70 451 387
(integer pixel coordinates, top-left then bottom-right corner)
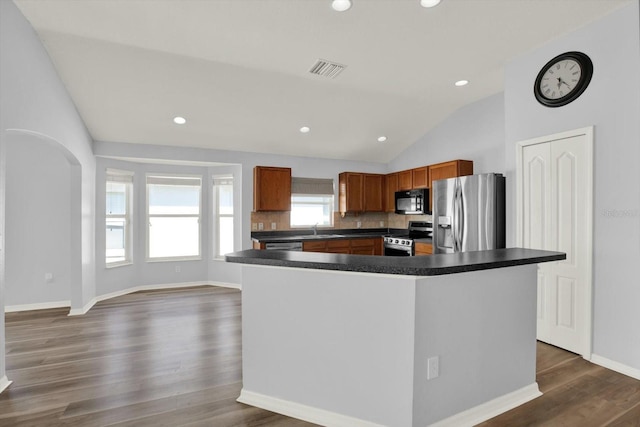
433 173 505 254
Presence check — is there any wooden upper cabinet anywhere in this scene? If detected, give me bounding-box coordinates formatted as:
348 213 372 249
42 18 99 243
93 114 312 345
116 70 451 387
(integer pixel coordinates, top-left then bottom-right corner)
339 172 383 214
428 160 473 185
398 170 413 191
253 166 292 211
339 172 364 214
427 160 473 210
363 174 383 212
384 173 399 212
412 167 429 189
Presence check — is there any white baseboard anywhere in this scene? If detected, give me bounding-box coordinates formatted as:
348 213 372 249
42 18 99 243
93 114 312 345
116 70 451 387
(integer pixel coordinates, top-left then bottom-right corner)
68 281 241 316
3 282 241 315
5 300 70 313
428 383 542 427
237 389 385 427
209 281 241 290
590 354 640 381
0 376 12 394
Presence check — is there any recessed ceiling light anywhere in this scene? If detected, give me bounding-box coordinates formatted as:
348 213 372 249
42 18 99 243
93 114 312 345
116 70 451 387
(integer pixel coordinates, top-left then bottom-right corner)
377 136 387 143
420 0 441 7
173 116 186 124
455 80 469 87
331 0 352 12
300 126 311 133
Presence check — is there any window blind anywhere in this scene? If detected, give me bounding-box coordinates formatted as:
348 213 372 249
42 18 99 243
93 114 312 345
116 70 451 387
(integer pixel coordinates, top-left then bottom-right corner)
291 177 334 195
146 175 201 186
106 168 133 183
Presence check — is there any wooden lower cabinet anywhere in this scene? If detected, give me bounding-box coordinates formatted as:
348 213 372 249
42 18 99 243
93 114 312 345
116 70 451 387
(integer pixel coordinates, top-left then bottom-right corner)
327 239 350 254
302 240 327 252
350 238 383 256
415 242 433 256
302 237 383 255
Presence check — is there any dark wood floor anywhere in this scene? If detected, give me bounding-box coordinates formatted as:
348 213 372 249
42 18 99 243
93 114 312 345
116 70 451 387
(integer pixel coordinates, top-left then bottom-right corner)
1 286 639 426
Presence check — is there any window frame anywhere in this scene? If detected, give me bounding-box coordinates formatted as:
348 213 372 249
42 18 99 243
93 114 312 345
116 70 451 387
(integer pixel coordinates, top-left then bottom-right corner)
105 169 133 268
290 195 334 229
146 173 203 262
212 175 234 259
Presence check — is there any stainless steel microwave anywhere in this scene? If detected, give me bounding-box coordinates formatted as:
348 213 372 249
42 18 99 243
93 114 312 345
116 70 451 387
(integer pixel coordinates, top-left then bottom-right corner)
395 188 430 215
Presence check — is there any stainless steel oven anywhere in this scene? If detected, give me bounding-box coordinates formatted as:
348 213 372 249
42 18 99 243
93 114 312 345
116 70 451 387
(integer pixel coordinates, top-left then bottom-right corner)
383 221 432 256
383 237 414 256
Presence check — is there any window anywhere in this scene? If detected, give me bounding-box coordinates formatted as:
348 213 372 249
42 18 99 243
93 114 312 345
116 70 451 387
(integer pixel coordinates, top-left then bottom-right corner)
290 178 334 228
213 175 234 258
147 175 201 260
106 169 133 266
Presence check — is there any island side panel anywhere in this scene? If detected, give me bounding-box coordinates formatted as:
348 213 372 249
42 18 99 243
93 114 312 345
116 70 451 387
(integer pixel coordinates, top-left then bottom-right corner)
412 264 539 426
240 265 417 427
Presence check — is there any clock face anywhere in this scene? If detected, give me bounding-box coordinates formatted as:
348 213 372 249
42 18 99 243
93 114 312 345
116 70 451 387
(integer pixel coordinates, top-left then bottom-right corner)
534 51 593 107
539 59 582 100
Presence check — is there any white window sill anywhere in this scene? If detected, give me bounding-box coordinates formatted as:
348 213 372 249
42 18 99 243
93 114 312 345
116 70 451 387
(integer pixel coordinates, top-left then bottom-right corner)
106 260 133 269
146 256 202 263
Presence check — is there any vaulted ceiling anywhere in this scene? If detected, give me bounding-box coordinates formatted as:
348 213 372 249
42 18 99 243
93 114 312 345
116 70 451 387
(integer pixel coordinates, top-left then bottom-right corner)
14 0 628 162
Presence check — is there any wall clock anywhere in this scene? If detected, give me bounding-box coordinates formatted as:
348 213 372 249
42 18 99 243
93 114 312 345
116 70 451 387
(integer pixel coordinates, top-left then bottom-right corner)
534 51 593 107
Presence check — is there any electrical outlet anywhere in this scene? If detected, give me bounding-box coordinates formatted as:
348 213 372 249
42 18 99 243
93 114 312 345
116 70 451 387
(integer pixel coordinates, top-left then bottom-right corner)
379 221 385 227
427 356 439 380
44 273 53 283
271 222 277 230
175 266 181 273
252 223 258 231
356 221 362 228
258 223 264 230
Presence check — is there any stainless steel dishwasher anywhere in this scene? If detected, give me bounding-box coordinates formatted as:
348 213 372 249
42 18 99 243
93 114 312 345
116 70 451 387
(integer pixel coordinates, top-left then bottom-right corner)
264 241 303 251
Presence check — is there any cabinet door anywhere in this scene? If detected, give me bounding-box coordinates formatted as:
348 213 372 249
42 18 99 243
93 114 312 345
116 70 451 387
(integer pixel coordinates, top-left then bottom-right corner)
339 173 364 214
254 166 291 211
412 167 429 189
384 173 399 212
363 174 384 212
428 160 473 211
350 238 376 255
415 242 433 255
327 239 350 254
398 170 413 190
303 240 328 252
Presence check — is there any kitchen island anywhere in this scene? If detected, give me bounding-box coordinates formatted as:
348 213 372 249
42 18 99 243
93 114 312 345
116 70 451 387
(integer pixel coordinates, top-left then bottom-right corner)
226 248 565 427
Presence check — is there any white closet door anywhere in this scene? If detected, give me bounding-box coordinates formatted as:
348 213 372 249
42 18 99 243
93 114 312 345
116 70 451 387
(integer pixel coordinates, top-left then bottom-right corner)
522 142 552 342
519 129 593 357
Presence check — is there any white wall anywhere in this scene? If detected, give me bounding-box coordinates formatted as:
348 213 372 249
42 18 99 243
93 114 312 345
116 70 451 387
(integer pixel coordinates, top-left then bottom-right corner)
388 93 505 175
0 0 96 389
0 103 6 391
0 0 96 314
5 139 73 306
504 3 640 371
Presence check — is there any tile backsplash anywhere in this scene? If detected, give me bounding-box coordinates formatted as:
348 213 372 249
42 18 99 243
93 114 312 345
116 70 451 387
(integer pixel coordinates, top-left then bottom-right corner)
251 211 431 231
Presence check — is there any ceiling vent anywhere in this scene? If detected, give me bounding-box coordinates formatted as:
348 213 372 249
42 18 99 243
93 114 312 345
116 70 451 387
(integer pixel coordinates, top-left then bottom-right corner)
309 59 346 79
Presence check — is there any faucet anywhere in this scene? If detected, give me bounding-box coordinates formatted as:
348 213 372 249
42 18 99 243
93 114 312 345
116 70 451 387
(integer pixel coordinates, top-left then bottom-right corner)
313 223 319 235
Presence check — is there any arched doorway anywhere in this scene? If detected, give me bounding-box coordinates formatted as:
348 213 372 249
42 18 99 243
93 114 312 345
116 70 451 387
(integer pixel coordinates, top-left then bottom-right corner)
3 130 82 312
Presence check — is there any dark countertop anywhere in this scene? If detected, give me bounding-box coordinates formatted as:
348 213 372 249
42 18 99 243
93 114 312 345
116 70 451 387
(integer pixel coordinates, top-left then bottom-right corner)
225 248 566 276
251 228 404 243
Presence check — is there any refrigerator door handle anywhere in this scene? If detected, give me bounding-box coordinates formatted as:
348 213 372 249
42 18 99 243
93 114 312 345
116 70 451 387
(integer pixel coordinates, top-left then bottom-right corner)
453 180 462 252
457 184 464 251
